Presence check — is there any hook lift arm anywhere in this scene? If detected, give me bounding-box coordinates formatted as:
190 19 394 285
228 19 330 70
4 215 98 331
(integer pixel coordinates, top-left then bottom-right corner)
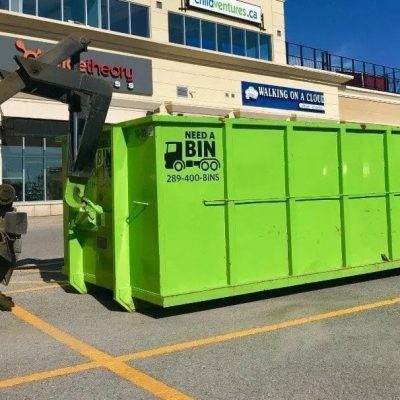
0 33 113 215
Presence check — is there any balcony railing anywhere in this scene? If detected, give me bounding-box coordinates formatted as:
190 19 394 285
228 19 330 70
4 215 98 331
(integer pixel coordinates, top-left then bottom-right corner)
286 42 400 94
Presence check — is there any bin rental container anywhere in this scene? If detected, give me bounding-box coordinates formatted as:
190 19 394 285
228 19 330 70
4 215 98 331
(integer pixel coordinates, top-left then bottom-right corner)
63 116 400 311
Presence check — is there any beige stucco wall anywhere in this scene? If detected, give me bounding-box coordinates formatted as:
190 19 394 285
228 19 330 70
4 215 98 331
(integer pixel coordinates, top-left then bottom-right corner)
0 16 345 124
339 87 400 126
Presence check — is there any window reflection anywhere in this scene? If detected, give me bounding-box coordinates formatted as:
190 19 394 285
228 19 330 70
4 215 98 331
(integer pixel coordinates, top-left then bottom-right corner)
185 17 200 48
5 0 149 38
0 0 8 10
168 13 272 61
23 0 36 15
232 28 245 56
260 34 271 61
25 157 44 201
131 3 149 37
2 135 62 202
87 0 99 28
64 0 85 23
168 12 184 45
201 20 216 51
109 0 129 34
38 0 61 20
246 30 259 58
217 24 231 53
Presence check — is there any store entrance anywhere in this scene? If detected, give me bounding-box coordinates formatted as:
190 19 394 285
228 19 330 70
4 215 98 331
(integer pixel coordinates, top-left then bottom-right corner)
1 118 68 202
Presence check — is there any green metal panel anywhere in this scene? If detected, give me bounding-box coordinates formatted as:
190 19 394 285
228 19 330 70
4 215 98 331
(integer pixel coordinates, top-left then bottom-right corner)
63 116 400 310
155 119 227 295
224 123 289 284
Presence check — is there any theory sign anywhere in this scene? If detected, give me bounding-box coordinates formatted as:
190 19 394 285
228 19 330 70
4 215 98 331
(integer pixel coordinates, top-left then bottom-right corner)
0 35 153 95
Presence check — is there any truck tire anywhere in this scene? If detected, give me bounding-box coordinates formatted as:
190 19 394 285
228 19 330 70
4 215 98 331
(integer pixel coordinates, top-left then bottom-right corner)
173 160 185 171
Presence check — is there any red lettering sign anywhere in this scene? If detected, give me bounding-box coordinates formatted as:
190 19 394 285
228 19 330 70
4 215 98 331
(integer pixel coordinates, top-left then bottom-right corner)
15 39 135 84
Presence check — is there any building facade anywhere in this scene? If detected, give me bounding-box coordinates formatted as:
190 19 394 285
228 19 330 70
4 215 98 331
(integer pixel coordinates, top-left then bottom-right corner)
0 0 399 215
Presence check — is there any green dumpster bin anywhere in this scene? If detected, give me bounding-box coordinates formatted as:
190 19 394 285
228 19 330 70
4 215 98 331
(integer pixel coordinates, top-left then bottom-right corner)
63 116 400 311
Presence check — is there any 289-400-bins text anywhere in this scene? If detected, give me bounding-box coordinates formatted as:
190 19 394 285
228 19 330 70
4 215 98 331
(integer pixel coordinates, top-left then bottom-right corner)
166 173 220 183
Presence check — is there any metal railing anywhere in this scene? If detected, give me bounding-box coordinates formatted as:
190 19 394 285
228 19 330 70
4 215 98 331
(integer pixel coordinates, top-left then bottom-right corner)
286 42 400 94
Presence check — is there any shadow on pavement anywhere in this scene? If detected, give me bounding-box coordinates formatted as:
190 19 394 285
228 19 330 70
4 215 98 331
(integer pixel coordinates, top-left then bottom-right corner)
138 268 400 319
0 292 15 311
9 257 399 318
16 257 64 269
13 257 67 286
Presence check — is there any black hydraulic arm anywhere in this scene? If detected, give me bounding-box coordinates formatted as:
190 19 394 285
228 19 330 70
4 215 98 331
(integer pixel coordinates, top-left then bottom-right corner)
0 33 113 179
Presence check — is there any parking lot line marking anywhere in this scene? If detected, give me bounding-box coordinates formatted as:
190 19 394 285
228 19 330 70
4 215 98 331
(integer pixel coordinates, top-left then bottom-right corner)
12 305 112 360
118 296 400 362
14 269 63 274
2 296 399 393
10 305 193 400
0 362 100 389
3 284 69 295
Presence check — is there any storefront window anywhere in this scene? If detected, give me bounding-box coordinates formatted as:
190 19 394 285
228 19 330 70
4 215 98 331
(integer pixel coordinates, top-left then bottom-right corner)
201 20 216 51
63 0 85 23
2 137 23 201
2 136 62 202
38 0 62 20
25 157 44 201
0 0 8 10
109 0 129 34
45 137 62 201
217 24 231 54
101 0 108 29
4 0 149 38
260 34 271 61
23 0 36 15
87 0 99 27
169 12 184 45
232 27 245 56
130 3 149 37
246 30 259 59
168 13 271 61
185 16 200 48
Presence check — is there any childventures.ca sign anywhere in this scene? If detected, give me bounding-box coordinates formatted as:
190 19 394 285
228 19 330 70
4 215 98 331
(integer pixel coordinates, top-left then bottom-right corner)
0 36 153 95
188 0 262 24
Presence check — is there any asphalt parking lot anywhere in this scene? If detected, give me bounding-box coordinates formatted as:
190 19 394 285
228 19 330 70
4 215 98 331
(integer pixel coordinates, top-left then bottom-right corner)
0 216 399 400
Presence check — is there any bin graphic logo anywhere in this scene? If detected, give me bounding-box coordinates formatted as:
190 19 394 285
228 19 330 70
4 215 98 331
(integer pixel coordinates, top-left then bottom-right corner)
164 131 221 172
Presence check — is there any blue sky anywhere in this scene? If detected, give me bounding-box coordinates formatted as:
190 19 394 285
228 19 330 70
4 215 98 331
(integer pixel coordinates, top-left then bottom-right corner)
284 0 400 68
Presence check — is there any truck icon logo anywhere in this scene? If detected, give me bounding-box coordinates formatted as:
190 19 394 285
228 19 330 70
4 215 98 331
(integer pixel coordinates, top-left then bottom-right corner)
164 133 221 172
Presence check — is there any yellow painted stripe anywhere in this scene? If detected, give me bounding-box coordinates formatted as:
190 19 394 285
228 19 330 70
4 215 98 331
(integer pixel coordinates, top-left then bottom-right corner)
106 363 193 400
12 305 112 361
14 269 62 274
0 362 100 389
2 297 399 394
10 305 193 400
118 296 400 362
4 283 69 295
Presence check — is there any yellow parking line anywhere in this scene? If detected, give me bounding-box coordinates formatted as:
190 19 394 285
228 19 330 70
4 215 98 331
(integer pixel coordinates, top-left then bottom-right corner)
3 284 69 295
0 362 100 389
10 305 193 400
2 296 399 392
14 269 62 274
119 296 400 362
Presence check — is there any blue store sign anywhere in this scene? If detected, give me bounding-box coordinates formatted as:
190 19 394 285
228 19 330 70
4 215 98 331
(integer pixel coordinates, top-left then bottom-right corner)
241 81 325 113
